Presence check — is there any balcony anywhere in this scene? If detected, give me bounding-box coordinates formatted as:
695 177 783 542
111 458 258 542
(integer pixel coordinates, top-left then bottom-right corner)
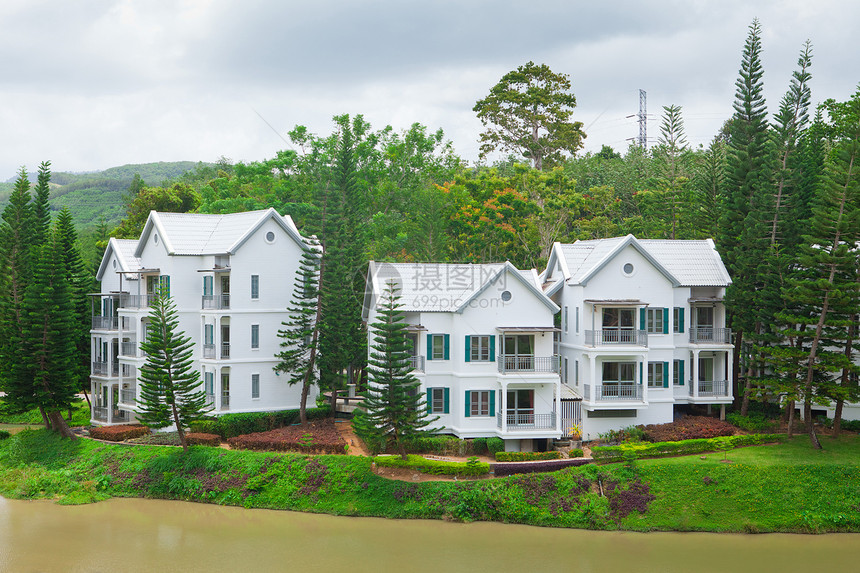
689 327 733 344
121 364 136 378
91 362 119 377
120 341 139 357
689 379 730 398
92 406 108 422
497 411 556 430
497 355 559 374
120 387 136 405
120 294 156 309
203 344 215 359
201 294 231 310
408 355 425 373
91 316 118 330
585 329 648 347
221 394 230 410
583 383 643 402
221 343 230 359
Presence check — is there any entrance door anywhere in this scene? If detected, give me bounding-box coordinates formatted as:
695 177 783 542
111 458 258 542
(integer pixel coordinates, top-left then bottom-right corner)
602 308 635 343
221 325 230 359
698 356 714 394
221 276 231 308
221 372 230 409
503 335 534 370
507 389 534 426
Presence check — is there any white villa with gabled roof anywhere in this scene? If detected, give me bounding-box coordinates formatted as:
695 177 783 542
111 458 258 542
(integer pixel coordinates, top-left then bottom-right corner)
363 261 566 452
89 208 318 425
542 235 735 440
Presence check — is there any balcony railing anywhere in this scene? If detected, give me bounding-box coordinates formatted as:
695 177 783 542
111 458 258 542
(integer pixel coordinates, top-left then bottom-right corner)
121 364 136 378
689 379 730 397
92 406 108 421
221 343 230 359
497 411 556 430
91 361 118 376
120 388 136 405
120 341 138 357
203 344 216 359
584 383 643 402
205 394 215 408
91 316 118 330
201 294 231 310
408 355 425 372
689 327 733 344
498 355 559 374
221 395 230 410
584 329 648 347
112 409 130 422
120 294 156 309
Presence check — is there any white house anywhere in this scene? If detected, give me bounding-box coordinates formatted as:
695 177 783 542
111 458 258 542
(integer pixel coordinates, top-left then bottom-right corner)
542 235 734 440
89 208 318 425
362 261 564 452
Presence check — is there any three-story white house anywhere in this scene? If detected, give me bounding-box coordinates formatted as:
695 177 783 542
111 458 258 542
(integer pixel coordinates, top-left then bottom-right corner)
89 208 318 425
542 235 734 440
363 261 564 452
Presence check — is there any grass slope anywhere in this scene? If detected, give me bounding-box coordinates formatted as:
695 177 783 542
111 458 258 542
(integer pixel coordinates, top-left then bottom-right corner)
0 430 858 532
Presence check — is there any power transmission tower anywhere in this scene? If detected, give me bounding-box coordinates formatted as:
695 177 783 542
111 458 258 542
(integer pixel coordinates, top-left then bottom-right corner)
626 89 650 150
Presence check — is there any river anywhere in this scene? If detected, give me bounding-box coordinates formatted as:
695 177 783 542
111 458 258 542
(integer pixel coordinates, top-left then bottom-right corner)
1 497 859 572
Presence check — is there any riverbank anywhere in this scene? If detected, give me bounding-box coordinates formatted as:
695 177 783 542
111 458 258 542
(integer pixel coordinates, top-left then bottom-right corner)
1 429 858 532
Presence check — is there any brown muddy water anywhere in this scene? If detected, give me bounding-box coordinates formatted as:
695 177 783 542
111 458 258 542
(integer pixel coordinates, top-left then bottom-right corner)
1 496 859 572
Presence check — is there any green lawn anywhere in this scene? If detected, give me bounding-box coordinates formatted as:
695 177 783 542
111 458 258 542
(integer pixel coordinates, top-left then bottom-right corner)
0 400 90 426
0 429 858 532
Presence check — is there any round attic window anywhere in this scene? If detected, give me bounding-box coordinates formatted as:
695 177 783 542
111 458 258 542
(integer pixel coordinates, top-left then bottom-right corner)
154 233 159 245
265 231 276 243
112 260 117 269
623 263 634 275
501 290 512 302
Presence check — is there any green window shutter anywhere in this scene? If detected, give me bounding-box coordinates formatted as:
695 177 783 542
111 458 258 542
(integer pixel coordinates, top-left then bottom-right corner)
443 334 450 360
464 391 471 417
426 334 433 360
679 360 685 385
663 308 669 334
489 336 496 362
640 307 646 329
465 335 471 362
663 361 669 388
490 390 496 416
443 388 450 414
426 389 432 413
679 308 685 333
639 363 643 385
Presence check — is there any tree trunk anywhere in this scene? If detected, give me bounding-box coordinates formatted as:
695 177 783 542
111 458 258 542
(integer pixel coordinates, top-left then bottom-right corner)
82 388 91 410
833 399 844 437
172 403 187 452
786 401 795 439
47 410 76 439
39 406 50 430
834 317 855 438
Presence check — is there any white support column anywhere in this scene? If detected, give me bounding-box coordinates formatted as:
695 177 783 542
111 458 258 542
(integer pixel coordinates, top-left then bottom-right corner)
727 348 734 399
640 353 649 403
692 349 700 398
555 376 562 433
588 353 597 400
500 381 507 432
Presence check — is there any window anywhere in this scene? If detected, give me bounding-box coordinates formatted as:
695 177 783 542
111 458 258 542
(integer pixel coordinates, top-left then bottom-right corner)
696 306 714 328
468 390 493 417
265 231 275 243
251 374 260 399
603 308 634 329
672 307 684 333
204 372 214 396
251 324 259 349
673 359 685 386
575 359 580 384
501 290 512 302
645 308 665 334
623 263 634 275
602 361 635 384
204 324 214 345
467 335 493 362
564 358 569 384
564 306 568 333
647 362 665 388
428 387 449 414
575 306 580 334
251 275 259 299
427 333 449 360
203 276 213 296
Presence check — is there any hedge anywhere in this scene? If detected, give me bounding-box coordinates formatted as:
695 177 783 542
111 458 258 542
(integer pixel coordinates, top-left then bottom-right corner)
487 437 505 455
185 432 221 446
591 433 786 462
189 406 331 438
0 430 10 441
89 425 151 442
569 448 584 458
227 434 346 455
373 455 490 477
493 458 592 477
495 451 562 462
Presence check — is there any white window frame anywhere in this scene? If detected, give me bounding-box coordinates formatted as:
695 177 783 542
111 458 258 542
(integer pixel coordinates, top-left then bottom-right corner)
251 274 260 300
251 373 260 399
646 308 664 334
470 390 491 417
431 334 446 360
251 324 260 349
470 335 491 362
430 387 445 413
647 362 664 388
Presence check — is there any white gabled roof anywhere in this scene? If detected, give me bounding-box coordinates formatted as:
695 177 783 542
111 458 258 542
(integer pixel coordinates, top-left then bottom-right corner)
134 208 307 257
548 235 731 287
363 261 558 318
96 238 143 281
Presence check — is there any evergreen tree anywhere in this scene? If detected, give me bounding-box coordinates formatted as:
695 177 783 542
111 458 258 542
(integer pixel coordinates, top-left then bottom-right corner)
138 286 210 451
360 281 437 459
274 237 321 424
32 160 52 245
652 104 693 239
692 136 726 238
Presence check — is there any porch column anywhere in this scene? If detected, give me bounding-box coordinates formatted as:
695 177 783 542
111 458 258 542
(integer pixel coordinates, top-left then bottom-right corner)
588 353 596 398
640 353 649 403
216 366 222 411
500 381 507 432
726 348 734 398
692 349 700 398
555 376 562 433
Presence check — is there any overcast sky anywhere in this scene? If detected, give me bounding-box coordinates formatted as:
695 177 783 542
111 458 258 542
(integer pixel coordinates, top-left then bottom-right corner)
1 0 858 181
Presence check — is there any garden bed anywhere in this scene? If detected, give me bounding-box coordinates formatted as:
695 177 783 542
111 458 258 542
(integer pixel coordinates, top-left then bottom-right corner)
227 418 347 454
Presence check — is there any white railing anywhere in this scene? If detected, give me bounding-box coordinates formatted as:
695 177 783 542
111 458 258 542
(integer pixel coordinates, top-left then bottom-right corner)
221 395 230 410
91 361 109 376
120 341 138 357
498 411 556 430
689 327 733 344
221 343 230 359
690 379 730 397
201 294 231 310
92 406 108 421
584 329 648 346
203 344 216 359
91 316 118 330
120 388 136 405
408 355 425 372
498 355 559 373
584 383 643 401
120 294 156 309
121 364 136 377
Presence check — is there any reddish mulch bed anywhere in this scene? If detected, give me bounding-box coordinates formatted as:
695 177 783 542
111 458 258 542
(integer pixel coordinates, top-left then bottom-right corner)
640 415 736 442
227 418 346 454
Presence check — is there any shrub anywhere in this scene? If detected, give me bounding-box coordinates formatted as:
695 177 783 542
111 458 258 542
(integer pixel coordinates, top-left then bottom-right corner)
623 425 646 442
89 425 151 442
840 420 860 432
495 451 562 462
472 437 488 455
403 434 470 456
0 430 10 440
727 412 779 433
487 437 504 455
373 454 489 477
639 415 736 442
189 406 331 438
493 458 592 477
568 448 584 458
185 433 221 446
591 433 786 462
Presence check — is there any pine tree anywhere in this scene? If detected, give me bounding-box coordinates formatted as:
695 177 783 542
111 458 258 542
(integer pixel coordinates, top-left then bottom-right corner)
138 286 210 451
32 160 52 245
274 237 321 424
360 281 437 459
653 104 693 239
